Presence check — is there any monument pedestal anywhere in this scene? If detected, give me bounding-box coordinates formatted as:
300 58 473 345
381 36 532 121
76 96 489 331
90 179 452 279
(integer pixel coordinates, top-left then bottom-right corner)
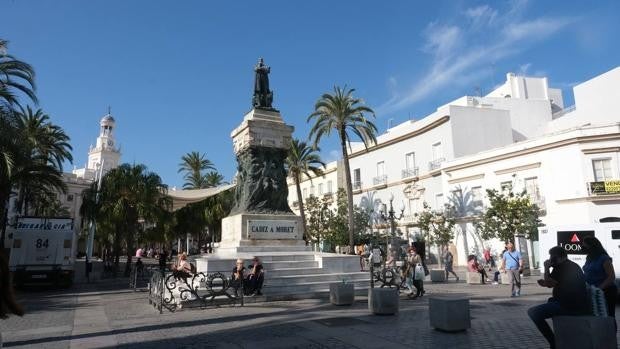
217 213 306 254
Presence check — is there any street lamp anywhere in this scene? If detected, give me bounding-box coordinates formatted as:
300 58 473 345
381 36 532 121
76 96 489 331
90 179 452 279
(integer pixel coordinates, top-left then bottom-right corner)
379 193 405 260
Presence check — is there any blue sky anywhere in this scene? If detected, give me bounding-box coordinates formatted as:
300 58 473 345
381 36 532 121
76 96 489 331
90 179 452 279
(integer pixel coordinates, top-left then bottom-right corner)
3 0 619 188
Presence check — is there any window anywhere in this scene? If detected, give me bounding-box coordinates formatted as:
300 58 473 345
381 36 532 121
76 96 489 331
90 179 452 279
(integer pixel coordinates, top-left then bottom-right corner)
405 152 416 169
501 181 513 192
432 142 443 160
524 177 540 199
592 159 613 181
67 194 74 202
318 183 323 195
353 168 361 186
451 189 462 200
376 161 385 176
471 186 483 206
310 186 315 197
303 188 307 199
435 193 444 209
327 180 333 194
409 198 420 215
612 230 620 240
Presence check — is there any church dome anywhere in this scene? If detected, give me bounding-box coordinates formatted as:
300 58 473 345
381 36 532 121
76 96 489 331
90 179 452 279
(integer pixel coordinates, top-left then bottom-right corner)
100 114 115 124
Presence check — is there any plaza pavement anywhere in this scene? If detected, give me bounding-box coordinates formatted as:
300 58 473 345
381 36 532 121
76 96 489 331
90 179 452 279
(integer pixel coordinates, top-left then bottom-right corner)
1 274 619 349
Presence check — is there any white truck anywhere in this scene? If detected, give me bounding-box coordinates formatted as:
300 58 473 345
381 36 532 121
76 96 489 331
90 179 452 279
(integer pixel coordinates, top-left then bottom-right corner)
9 217 77 287
539 223 620 289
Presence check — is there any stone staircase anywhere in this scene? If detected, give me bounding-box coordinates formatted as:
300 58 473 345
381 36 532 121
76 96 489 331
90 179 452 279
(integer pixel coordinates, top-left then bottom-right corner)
194 248 370 302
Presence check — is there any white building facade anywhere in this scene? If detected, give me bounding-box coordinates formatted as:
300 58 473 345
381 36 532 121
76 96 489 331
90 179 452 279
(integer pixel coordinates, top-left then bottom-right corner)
288 67 620 266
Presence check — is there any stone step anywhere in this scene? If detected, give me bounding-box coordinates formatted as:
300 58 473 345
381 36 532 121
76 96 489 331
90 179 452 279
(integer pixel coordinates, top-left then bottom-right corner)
267 267 324 277
263 279 371 295
218 246 312 253
252 254 316 262
266 272 369 286
262 260 318 269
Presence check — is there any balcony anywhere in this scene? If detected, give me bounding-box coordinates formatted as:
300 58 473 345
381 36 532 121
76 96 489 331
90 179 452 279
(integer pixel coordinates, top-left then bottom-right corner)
587 180 620 196
353 181 362 191
529 195 546 213
428 158 445 171
401 167 419 179
372 175 387 187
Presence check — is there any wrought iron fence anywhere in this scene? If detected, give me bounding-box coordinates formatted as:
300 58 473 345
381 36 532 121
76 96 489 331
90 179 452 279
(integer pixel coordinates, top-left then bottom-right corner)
129 264 160 291
148 271 244 313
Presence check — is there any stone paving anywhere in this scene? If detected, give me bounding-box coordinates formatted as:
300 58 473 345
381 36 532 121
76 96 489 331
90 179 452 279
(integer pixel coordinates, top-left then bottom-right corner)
1 277 618 349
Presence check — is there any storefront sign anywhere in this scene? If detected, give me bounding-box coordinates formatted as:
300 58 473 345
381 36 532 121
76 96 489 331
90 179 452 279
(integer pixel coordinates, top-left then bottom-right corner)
590 180 620 195
556 230 595 255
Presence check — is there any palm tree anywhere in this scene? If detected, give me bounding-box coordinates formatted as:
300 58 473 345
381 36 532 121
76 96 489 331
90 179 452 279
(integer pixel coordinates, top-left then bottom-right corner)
204 171 227 188
0 39 37 110
81 163 170 274
286 139 325 240
307 86 377 254
178 151 215 189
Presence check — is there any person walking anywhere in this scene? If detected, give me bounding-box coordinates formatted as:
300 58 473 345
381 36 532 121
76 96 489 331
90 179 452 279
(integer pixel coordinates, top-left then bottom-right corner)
582 236 617 320
528 246 590 349
441 246 459 281
500 241 523 297
406 247 425 298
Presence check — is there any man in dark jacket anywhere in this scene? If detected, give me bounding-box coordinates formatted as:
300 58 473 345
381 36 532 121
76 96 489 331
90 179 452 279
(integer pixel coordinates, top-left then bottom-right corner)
528 246 590 349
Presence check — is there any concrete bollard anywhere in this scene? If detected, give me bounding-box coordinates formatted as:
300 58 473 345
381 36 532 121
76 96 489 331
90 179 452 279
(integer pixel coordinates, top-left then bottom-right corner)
466 271 482 284
330 283 354 305
553 316 617 349
368 287 399 315
429 296 471 331
430 269 446 282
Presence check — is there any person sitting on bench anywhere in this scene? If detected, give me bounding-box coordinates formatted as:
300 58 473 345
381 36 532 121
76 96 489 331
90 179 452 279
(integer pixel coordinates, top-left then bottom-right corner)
172 253 192 281
246 256 264 296
528 246 590 349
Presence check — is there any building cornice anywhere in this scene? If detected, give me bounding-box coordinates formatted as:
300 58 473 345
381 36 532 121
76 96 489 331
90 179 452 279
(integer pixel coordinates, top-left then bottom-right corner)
444 133 620 173
494 162 541 175
448 173 485 184
581 147 620 154
348 115 450 159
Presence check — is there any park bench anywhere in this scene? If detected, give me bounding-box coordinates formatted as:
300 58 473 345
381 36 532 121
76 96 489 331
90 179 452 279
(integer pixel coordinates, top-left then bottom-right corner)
148 270 243 313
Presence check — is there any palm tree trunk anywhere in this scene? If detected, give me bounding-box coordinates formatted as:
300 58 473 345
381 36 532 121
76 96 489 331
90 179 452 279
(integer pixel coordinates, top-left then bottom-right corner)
339 131 356 255
295 175 308 241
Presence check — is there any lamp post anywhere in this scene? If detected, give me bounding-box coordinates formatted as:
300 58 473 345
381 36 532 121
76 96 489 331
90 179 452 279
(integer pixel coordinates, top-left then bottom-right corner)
379 193 405 260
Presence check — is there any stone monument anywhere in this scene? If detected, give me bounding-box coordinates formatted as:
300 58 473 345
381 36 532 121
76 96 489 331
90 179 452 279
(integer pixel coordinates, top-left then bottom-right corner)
218 58 305 252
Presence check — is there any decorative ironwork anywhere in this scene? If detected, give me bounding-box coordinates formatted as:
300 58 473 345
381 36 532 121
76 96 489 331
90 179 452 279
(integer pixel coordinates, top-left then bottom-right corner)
148 271 244 313
373 175 387 186
428 158 445 171
129 264 159 291
370 264 404 290
401 167 419 179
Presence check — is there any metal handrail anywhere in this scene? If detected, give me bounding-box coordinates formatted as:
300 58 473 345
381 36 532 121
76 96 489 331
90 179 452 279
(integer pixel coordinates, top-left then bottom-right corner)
373 175 387 186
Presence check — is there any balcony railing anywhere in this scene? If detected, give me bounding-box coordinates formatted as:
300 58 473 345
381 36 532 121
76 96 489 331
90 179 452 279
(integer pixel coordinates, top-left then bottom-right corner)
428 158 445 171
353 181 362 191
401 167 419 179
373 175 387 186
587 180 620 196
529 195 546 211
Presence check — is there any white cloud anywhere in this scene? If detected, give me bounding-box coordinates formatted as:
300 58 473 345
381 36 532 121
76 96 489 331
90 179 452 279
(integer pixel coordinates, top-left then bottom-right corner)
377 3 576 116
465 5 498 28
519 63 532 75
